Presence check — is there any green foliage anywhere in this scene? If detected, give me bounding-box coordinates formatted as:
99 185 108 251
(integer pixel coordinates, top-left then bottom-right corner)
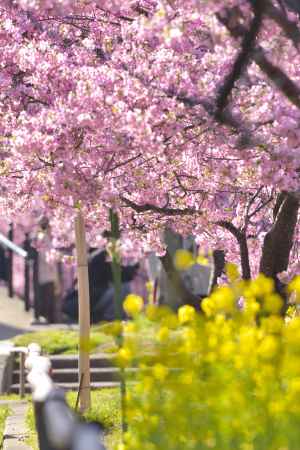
113 273 300 450
0 406 10 448
13 327 115 355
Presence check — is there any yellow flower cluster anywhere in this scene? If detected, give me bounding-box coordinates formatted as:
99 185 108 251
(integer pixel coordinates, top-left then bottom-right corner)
174 249 209 271
112 270 300 450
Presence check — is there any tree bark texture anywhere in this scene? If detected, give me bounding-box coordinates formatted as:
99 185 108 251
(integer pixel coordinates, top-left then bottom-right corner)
260 192 299 310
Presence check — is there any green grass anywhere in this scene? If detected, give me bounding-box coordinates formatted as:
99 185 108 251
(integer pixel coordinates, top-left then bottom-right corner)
68 388 122 449
13 327 116 355
0 394 23 401
0 406 10 448
26 388 122 450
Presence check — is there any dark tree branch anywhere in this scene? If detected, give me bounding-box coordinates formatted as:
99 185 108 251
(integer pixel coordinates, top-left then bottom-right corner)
120 195 200 216
215 0 266 117
217 7 300 109
265 0 300 47
217 220 251 279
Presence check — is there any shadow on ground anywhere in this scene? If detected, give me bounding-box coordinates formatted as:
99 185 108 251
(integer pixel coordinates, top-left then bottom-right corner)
0 323 28 340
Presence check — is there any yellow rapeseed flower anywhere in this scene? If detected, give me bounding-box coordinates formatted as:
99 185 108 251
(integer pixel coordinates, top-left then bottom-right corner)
117 347 132 367
201 297 215 317
178 305 196 324
123 294 144 317
263 293 283 314
249 274 274 297
225 262 240 282
156 326 170 342
196 254 209 266
174 249 195 270
145 304 159 321
258 335 278 360
153 363 169 381
212 286 236 313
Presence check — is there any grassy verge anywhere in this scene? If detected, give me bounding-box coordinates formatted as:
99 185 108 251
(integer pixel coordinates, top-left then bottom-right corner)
26 388 122 450
14 327 116 355
68 388 122 449
26 403 38 450
0 406 10 449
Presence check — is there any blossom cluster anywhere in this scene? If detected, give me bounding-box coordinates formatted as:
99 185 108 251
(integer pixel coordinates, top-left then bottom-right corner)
0 1 299 273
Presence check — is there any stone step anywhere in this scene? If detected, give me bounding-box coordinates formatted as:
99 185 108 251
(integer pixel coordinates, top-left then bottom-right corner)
10 381 121 394
14 353 117 370
12 367 132 384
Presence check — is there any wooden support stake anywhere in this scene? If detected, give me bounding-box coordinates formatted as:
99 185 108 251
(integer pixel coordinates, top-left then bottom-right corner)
75 212 91 412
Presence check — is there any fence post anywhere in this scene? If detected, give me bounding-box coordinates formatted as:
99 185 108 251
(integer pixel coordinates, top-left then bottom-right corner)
19 351 25 399
7 223 13 298
24 233 30 312
33 250 39 321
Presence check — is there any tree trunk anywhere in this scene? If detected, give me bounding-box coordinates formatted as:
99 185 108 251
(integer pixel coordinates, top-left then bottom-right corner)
260 192 299 311
160 251 199 309
217 221 251 280
209 250 226 291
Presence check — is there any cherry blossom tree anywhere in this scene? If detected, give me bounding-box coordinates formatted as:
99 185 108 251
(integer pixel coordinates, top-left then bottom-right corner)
0 0 300 307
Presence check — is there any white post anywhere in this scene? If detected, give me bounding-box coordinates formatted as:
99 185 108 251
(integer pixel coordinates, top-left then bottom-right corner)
75 212 91 412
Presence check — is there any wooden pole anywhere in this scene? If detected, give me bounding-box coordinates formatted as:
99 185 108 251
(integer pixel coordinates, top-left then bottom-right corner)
75 212 91 412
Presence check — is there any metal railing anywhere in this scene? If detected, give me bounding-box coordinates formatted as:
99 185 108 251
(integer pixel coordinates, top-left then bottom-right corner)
0 227 38 314
0 232 28 259
24 343 106 450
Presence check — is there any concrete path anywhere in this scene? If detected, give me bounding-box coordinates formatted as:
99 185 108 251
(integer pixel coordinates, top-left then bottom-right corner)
0 287 32 340
0 286 78 342
2 401 31 450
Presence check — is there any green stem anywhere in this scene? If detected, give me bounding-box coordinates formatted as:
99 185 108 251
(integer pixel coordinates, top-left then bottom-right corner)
109 208 127 435
109 209 123 321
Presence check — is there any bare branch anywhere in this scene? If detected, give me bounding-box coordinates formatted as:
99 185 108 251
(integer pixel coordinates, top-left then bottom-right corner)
120 195 200 216
217 7 300 109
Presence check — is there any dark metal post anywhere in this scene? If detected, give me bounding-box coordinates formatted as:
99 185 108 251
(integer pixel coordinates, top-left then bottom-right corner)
33 250 39 320
24 233 30 311
19 352 25 399
7 223 13 298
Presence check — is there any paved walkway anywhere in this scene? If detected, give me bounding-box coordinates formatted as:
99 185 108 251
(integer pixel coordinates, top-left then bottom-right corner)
0 288 32 341
0 286 78 342
2 401 31 450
